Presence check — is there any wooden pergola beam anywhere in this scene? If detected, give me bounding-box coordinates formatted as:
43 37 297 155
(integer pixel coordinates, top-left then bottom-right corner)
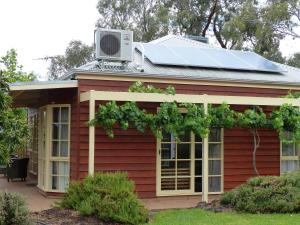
80 90 300 107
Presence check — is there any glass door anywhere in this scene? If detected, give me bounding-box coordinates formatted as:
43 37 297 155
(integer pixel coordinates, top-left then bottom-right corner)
159 131 193 194
158 128 223 196
49 106 70 192
37 105 70 192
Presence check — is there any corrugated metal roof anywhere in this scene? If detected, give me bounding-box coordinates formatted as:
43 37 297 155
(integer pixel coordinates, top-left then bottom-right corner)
9 80 78 91
63 35 300 86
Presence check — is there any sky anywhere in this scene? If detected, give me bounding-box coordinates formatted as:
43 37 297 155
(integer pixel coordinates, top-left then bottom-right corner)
0 0 99 80
0 0 300 81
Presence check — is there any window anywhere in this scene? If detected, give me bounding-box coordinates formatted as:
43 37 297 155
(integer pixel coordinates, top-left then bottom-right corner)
208 129 222 192
50 106 70 191
158 128 223 195
281 142 300 174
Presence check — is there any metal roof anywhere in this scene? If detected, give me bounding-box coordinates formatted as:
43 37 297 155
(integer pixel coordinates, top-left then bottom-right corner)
63 35 300 86
10 80 78 91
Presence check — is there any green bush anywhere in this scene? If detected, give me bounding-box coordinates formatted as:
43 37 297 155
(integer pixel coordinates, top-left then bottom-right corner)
0 192 33 225
60 172 148 225
221 172 300 213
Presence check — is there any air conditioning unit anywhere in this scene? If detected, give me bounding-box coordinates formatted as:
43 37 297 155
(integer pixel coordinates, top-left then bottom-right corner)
95 28 133 62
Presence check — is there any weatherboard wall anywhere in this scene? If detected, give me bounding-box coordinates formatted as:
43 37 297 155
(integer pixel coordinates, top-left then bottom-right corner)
77 78 286 198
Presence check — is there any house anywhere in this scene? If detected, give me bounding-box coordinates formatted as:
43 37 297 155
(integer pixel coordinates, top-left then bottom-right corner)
9 34 300 202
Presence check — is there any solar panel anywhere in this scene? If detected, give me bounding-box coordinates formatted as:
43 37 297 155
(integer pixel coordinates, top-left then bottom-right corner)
135 43 284 73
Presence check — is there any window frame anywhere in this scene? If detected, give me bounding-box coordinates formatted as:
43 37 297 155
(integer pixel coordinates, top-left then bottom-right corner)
280 141 300 175
49 105 71 192
37 104 71 193
156 128 224 197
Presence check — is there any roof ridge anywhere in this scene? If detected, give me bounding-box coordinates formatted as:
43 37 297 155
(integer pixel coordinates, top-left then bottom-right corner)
149 34 216 48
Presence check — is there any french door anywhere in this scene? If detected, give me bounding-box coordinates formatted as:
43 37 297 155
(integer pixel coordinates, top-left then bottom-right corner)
157 128 223 196
37 105 70 192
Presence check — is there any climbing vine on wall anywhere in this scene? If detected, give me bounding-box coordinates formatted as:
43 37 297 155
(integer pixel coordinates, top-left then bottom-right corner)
90 82 300 143
89 82 300 176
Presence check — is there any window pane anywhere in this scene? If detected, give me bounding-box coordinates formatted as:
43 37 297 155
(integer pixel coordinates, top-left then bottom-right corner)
195 177 202 192
60 141 68 157
209 128 221 142
177 144 190 159
161 143 176 159
195 134 202 143
52 141 59 157
282 143 295 156
53 108 60 123
52 176 58 190
61 107 69 123
52 162 58 175
177 177 190 190
281 160 299 173
209 176 221 192
161 161 175 176
52 124 59 140
195 160 202 176
177 161 190 176
59 176 68 191
209 144 221 158
162 131 171 142
178 131 190 142
195 144 202 159
59 162 69 176
161 178 175 190
209 160 221 175
61 124 69 140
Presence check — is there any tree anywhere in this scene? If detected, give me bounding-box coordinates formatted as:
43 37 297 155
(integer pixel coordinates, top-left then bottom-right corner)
96 0 299 64
0 49 35 164
0 49 35 82
96 0 171 41
287 52 300 68
46 40 93 80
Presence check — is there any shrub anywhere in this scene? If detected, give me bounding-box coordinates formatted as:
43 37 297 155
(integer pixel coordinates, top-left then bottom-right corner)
60 172 148 225
0 192 33 225
220 172 300 213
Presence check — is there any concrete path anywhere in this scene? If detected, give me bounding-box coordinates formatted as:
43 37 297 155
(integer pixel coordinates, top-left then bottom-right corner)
0 175 218 212
0 175 57 212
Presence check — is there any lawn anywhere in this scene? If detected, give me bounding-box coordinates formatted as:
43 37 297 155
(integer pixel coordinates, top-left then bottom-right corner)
149 208 300 225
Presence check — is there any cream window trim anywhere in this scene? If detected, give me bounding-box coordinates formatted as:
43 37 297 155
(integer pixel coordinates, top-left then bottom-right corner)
202 102 209 202
280 141 300 175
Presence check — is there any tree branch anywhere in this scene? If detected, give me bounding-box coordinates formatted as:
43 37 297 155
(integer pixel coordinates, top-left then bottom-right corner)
213 15 227 48
202 0 218 37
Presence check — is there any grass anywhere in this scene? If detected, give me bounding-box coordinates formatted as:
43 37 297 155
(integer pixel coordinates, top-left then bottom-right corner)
148 208 300 225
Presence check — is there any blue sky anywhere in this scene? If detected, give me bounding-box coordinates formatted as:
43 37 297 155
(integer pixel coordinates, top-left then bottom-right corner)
0 0 299 80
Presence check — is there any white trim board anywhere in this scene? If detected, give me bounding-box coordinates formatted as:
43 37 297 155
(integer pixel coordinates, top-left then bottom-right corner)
80 90 300 107
10 81 78 91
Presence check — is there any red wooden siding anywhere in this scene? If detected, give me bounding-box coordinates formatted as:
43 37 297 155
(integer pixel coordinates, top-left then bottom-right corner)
77 78 290 198
224 128 280 190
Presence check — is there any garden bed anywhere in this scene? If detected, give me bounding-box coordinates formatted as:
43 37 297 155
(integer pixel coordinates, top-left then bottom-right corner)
31 208 122 225
197 200 234 213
